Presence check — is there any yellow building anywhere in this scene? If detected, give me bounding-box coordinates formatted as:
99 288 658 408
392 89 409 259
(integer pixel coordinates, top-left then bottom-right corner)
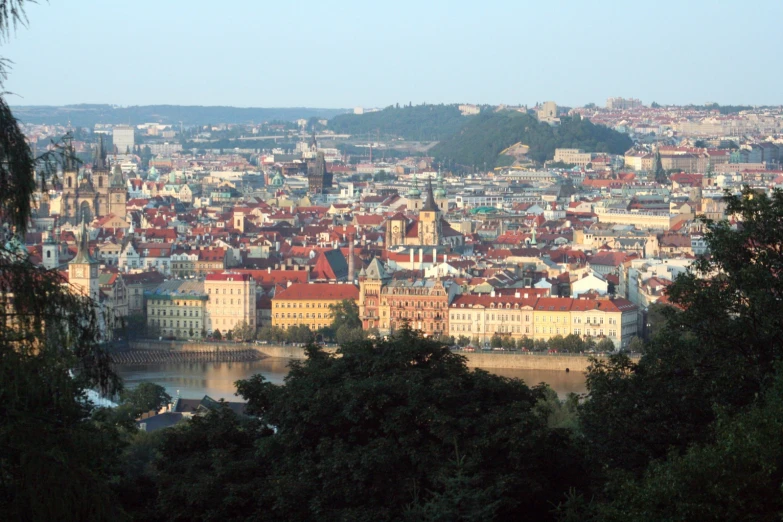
532 297 573 341
272 283 359 331
204 272 256 335
146 280 207 339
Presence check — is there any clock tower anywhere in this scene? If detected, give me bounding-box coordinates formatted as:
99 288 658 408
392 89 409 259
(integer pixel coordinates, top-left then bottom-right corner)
69 219 99 300
418 176 442 246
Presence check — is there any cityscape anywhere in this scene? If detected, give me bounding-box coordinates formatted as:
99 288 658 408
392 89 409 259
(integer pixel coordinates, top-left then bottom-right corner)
3 1 783 520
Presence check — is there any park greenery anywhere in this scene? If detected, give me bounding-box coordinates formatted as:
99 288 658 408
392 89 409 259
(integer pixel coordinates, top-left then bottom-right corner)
328 103 472 141
430 110 633 169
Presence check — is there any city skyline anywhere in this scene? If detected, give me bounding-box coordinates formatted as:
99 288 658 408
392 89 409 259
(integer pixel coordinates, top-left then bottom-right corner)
4 0 783 108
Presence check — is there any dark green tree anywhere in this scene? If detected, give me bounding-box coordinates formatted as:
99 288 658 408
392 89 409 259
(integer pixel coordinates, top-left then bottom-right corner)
0 4 124 520
232 327 587 521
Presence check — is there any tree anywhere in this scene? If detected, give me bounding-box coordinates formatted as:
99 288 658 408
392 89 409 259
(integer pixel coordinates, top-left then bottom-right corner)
230 327 588 521
490 333 503 348
286 324 314 344
501 336 516 349
257 325 287 343
233 320 255 342
0 3 124 519
627 336 644 353
548 335 566 352
576 187 783 508
457 335 470 347
154 405 267 521
607 281 616 295
212 329 222 341
328 299 362 331
335 324 364 345
561 334 586 353
595 338 615 353
121 382 172 415
518 336 534 350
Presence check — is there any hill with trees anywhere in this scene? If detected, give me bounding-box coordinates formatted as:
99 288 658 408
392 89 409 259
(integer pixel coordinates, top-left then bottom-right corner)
11 104 349 127
430 110 633 168
328 103 472 141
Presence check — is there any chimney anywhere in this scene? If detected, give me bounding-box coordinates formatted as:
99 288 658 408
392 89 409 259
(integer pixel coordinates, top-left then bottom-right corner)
267 267 271 274
347 235 355 282
524 293 528 298
515 291 521 298
419 248 424 273
432 248 437 268
443 253 447 264
490 290 496 297
409 249 414 267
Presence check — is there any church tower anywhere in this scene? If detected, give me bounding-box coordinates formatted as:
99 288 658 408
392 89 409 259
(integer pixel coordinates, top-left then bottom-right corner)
62 137 78 222
69 219 99 300
109 163 127 218
92 137 110 217
42 229 59 270
418 176 441 246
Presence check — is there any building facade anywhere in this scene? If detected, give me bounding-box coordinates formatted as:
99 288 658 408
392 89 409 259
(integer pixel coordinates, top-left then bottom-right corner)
272 283 359 331
146 280 207 339
204 272 257 335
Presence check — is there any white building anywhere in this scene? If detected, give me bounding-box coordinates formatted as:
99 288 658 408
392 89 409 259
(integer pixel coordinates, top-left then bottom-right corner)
113 125 135 154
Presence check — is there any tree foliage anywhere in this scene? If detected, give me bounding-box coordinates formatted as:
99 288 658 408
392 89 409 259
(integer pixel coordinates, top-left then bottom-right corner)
328 104 470 141
430 111 632 168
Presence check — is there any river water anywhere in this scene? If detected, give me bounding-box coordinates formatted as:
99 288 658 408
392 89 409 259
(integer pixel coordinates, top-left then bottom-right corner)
116 359 587 401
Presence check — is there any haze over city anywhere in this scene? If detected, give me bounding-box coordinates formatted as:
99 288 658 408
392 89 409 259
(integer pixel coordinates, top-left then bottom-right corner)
5 0 783 107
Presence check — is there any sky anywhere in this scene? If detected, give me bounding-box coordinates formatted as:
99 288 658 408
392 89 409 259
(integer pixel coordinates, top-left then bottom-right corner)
2 0 782 108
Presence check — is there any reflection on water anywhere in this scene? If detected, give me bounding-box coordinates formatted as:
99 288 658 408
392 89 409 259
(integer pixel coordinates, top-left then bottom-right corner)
116 360 587 401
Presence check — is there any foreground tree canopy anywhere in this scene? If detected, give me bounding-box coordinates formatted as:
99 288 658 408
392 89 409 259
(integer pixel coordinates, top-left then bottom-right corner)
155 328 587 521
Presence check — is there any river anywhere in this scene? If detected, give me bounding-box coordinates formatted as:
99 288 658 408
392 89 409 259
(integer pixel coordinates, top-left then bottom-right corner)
116 359 587 401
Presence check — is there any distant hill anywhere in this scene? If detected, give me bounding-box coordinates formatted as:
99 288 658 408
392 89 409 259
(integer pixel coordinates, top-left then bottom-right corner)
430 110 633 168
327 104 472 141
11 104 350 127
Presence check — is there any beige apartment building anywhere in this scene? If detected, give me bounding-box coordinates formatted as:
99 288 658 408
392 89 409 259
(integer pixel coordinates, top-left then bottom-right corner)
553 148 593 167
449 293 537 344
204 272 256 335
595 206 693 230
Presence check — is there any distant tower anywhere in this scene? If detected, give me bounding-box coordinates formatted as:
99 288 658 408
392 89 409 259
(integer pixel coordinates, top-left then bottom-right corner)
418 176 442 246
42 229 59 270
109 162 127 218
347 233 356 282
434 167 448 212
69 219 99 300
407 172 422 211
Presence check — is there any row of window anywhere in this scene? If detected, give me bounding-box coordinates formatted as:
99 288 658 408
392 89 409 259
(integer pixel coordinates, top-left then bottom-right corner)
451 324 531 334
275 302 327 309
212 298 242 305
151 319 200 328
275 313 331 319
207 287 244 295
152 309 200 317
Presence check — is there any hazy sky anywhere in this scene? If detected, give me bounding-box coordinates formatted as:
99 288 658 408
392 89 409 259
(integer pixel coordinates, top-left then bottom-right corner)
3 0 782 108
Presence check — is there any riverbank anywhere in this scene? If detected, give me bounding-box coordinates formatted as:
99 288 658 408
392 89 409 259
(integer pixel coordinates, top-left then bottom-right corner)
127 340 637 373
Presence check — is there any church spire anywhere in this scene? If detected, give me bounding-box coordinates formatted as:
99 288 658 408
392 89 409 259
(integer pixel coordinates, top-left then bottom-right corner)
71 217 97 265
421 175 438 212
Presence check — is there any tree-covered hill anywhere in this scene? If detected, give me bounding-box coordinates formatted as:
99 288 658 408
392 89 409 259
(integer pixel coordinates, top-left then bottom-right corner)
11 104 349 127
328 104 472 141
430 110 633 168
